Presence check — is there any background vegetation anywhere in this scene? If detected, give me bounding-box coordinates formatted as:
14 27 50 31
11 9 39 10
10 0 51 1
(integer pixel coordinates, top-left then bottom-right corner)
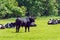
0 0 60 18
0 17 60 40
0 0 60 40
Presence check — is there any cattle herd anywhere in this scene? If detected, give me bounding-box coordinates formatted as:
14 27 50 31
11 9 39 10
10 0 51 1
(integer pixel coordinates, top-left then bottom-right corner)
0 17 60 33
0 16 37 32
48 18 60 24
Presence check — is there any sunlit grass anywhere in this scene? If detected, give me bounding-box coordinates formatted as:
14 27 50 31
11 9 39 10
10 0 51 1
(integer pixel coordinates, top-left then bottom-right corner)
0 17 60 40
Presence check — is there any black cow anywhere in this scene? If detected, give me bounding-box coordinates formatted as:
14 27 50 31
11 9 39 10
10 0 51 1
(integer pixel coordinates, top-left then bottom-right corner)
15 16 35 32
5 22 15 28
48 19 58 25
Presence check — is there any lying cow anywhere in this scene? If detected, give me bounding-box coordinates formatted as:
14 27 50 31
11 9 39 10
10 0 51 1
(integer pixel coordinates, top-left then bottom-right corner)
57 19 60 23
15 16 36 32
5 22 15 28
48 19 58 25
0 24 5 29
30 22 36 27
21 22 36 27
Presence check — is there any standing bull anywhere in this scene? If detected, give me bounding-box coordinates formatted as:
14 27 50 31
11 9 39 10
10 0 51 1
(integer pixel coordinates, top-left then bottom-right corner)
15 16 35 32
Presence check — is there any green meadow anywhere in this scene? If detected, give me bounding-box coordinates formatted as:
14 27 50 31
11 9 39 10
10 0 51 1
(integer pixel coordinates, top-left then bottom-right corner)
0 17 60 40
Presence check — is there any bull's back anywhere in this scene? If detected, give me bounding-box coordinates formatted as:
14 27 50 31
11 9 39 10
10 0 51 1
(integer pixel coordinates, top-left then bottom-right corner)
15 17 31 26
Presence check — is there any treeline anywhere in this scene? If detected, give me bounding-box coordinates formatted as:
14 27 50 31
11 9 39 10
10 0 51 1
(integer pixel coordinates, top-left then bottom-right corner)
0 0 60 18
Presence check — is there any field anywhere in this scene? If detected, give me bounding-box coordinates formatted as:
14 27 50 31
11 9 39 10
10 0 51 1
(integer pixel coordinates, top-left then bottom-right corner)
0 17 60 40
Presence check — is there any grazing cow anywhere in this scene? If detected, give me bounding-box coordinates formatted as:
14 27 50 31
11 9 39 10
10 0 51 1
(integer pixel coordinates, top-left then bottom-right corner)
0 24 5 29
15 16 35 32
48 19 58 25
5 22 15 28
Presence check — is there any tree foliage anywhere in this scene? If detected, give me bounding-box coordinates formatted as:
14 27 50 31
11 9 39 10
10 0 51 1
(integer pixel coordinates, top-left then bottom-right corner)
0 0 59 18
17 0 58 16
0 0 26 18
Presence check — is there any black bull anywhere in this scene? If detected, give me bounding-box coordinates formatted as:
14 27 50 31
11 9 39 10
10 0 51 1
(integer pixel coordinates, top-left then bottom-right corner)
15 17 36 32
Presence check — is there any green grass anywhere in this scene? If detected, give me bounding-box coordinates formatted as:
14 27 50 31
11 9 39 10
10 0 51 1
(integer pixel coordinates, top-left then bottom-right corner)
0 17 60 40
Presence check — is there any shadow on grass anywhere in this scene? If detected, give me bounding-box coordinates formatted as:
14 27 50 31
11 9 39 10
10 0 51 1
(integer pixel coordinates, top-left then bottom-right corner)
11 31 27 33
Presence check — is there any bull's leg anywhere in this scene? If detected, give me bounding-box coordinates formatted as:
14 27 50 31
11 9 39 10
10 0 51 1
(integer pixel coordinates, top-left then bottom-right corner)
16 25 20 32
16 26 18 32
28 26 30 32
25 26 27 32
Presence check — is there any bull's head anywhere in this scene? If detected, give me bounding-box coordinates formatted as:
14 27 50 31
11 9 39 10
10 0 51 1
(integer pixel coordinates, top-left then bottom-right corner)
29 16 35 22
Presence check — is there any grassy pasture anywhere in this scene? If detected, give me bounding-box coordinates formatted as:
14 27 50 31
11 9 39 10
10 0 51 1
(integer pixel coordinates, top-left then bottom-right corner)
0 17 60 40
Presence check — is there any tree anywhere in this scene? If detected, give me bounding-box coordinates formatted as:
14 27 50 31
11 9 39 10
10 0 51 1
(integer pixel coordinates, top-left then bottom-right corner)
17 0 58 16
0 0 26 18
48 0 58 16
